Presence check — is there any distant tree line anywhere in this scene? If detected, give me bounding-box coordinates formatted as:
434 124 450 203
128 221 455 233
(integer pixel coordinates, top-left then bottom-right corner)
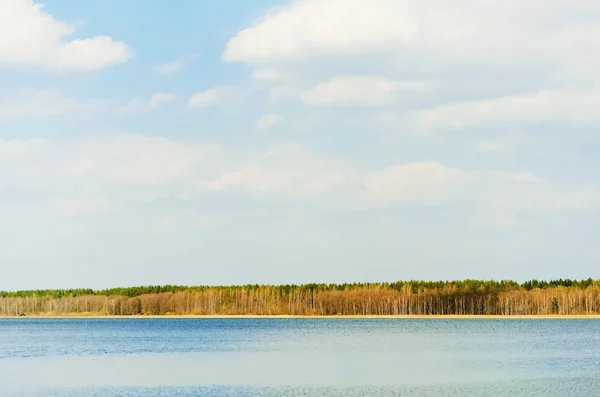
1 279 599 316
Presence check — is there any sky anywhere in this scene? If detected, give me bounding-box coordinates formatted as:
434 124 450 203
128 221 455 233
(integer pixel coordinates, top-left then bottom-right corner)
2 0 600 290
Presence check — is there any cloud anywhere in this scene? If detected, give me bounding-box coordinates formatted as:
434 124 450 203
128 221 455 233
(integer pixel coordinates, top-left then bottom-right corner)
418 88 600 129
222 0 600 84
1 134 597 221
302 75 430 107
188 89 219 108
154 55 194 75
197 143 353 197
0 91 175 119
147 93 175 110
188 87 238 108
0 91 109 120
0 137 48 157
540 185 600 212
223 0 418 62
251 68 281 81
154 62 183 75
362 162 467 207
60 134 214 189
360 162 599 214
0 135 352 204
256 113 280 131
122 93 176 113
0 135 221 215
0 0 130 71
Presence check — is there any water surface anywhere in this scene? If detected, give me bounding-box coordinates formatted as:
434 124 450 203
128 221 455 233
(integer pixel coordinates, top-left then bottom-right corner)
1 318 599 396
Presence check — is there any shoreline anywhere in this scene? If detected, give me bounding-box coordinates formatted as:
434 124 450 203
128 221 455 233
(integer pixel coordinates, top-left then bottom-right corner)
2 314 600 319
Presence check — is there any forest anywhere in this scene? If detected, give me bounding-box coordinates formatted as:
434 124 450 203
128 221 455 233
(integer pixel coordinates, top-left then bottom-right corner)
1 279 600 316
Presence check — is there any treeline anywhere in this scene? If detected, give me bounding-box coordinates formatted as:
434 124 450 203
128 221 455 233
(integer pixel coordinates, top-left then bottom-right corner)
1 279 600 316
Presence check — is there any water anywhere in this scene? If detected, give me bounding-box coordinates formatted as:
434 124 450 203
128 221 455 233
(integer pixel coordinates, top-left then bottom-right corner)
1 318 599 396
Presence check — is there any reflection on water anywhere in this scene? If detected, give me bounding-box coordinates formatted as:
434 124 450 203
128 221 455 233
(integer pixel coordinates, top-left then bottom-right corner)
1 319 600 396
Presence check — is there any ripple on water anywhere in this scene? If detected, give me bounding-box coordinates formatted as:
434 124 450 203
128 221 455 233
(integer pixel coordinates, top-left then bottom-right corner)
1 318 600 396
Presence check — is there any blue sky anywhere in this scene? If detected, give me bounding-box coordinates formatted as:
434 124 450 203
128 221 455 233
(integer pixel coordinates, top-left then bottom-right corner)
1 0 600 290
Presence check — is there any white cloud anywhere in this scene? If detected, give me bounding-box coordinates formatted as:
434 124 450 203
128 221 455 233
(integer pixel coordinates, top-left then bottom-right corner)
360 162 599 214
154 55 194 75
154 62 183 75
302 75 430 107
60 134 214 189
0 91 175 119
189 89 219 108
251 68 281 81
256 113 280 131
198 143 353 197
1 134 596 220
188 87 237 108
0 91 108 120
0 0 130 71
123 93 176 113
222 0 600 85
0 135 352 202
147 93 175 110
0 137 48 158
541 185 600 212
0 135 217 217
223 0 418 62
362 162 467 206
418 88 600 129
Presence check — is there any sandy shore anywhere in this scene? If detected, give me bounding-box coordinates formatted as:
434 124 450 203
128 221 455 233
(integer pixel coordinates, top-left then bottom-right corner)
2 314 600 319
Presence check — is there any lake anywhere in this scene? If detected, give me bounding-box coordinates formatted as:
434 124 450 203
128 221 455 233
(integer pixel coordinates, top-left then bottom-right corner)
1 318 599 396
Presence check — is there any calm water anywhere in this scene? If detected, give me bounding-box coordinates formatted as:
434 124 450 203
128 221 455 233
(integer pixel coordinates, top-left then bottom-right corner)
1 318 600 396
